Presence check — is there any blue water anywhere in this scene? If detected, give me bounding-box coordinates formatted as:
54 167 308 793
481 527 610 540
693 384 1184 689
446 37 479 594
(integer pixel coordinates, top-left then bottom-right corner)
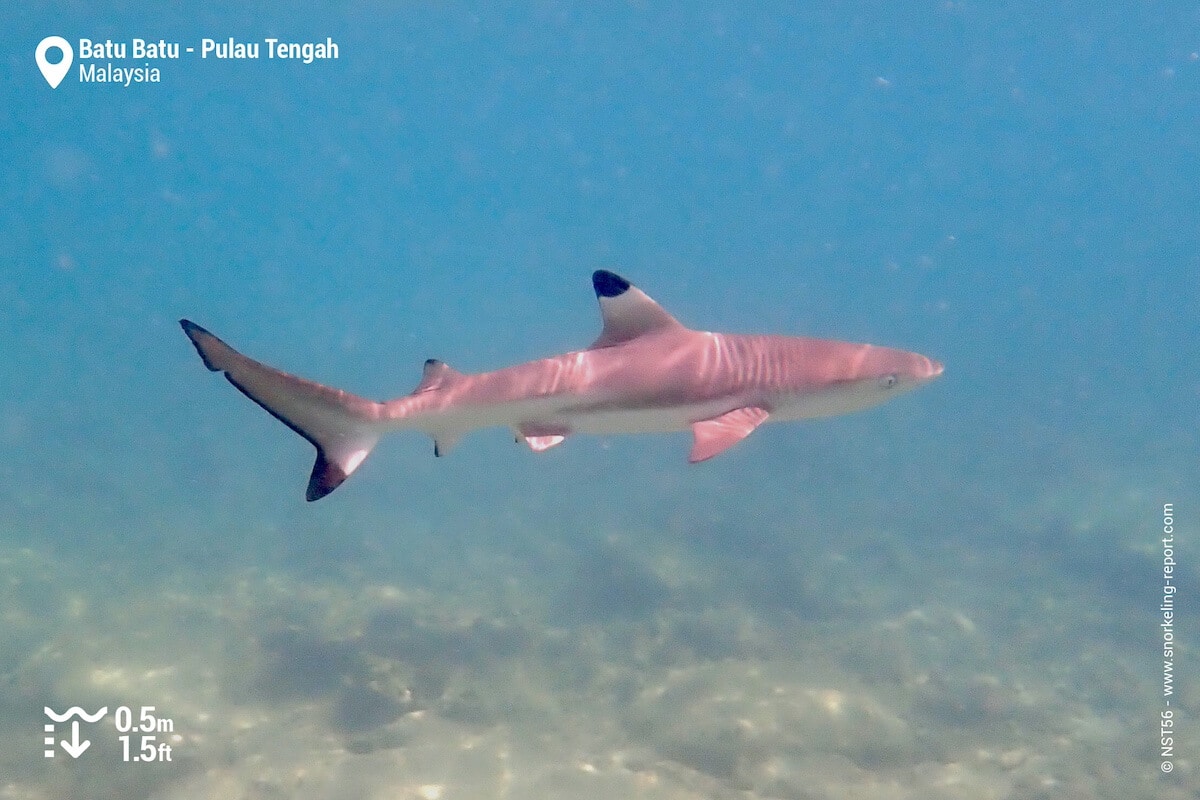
3 3 1197 798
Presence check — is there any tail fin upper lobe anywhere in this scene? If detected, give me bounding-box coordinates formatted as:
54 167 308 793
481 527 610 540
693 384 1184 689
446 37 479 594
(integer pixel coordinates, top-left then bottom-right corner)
180 320 381 501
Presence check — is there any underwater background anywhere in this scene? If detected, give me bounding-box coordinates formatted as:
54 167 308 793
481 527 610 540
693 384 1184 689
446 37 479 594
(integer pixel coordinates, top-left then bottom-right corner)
3 2 1198 798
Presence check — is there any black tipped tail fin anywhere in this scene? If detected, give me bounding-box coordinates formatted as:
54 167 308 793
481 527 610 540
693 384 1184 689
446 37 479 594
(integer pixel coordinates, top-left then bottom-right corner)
181 319 229 372
307 452 350 501
180 320 382 501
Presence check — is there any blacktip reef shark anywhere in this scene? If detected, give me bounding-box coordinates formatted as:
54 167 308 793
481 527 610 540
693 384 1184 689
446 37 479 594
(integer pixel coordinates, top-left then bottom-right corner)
181 271 942 501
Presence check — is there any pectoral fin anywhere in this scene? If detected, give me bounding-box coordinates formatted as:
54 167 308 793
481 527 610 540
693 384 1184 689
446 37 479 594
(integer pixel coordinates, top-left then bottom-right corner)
688 406 769 463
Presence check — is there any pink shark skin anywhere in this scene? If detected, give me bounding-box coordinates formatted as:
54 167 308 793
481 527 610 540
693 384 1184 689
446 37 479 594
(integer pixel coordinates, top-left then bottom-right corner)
181 270 942 501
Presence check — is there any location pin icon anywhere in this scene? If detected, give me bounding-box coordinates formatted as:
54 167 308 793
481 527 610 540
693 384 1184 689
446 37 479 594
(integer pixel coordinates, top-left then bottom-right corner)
36 36 73 88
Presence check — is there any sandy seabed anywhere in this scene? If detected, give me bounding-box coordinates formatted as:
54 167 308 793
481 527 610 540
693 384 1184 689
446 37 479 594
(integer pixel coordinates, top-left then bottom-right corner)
0 496 1194 800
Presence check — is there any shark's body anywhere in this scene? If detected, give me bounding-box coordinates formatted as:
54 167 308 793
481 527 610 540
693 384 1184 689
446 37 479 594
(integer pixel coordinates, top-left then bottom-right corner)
181 271 942 500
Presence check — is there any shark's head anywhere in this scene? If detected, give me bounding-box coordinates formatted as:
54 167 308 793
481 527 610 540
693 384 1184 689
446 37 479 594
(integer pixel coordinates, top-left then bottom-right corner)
871 345 944 392
836 344 943 413
776 342 943 420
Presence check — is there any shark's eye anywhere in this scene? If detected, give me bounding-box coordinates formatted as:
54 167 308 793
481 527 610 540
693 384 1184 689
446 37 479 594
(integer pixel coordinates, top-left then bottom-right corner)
880 373 898 389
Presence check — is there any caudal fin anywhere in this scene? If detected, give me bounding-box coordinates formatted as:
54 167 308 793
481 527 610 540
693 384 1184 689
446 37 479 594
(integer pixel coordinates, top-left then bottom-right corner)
180 320 382 501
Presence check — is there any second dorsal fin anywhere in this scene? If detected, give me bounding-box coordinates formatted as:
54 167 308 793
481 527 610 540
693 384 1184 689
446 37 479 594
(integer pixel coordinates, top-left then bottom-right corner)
413 358 463 393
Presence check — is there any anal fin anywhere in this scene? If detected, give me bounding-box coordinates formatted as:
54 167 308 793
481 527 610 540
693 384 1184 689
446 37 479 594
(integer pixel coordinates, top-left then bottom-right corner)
432 432 461 457
689 406 769 463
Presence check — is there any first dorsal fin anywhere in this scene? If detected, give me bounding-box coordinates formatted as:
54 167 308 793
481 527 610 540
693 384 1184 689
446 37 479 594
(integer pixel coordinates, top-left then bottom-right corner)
589 270 684 349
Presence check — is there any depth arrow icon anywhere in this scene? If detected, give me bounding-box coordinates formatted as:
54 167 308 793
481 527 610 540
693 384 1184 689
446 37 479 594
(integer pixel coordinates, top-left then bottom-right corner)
60 721 90 758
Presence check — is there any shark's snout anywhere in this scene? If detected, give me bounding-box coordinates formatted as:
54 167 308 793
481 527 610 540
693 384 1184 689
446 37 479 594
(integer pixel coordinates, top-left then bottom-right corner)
925 357 944 380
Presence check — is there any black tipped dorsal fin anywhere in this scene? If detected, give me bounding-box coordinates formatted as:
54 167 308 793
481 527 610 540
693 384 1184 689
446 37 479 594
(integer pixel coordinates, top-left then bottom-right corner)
589 270 683 349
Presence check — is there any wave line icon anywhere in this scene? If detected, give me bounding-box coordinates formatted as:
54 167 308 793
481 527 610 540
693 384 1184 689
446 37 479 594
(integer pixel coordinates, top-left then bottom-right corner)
44 706 108 723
